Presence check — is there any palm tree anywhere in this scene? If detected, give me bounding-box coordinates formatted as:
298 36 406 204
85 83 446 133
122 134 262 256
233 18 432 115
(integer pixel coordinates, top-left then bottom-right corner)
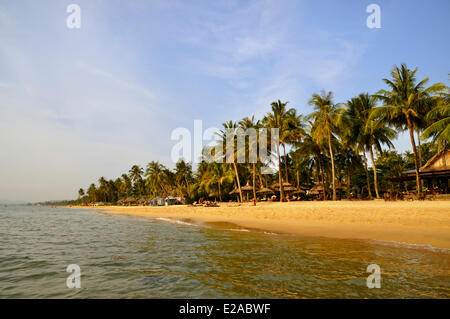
87 183 97 203
263 100 294 201
128 165 143 196
175 159 193 195
120 174 132 197
202 162 234 201
296 131 323 189
216 121 243 202
239 116 261 200
78 188 84 199
347 94 396 198
281 109 305 183
422 90 450 149
372 64 447 194
145 161 168 196
308 91 345 200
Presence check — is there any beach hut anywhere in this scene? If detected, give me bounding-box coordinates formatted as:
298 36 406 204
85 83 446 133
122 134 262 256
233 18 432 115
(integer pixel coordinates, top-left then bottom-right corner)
396 149 450 196
256 187 274 195
165 196 178 205
137 198 148 206
124 197 137 206
271 182 294 190
240 182 255 201
308 185 326 199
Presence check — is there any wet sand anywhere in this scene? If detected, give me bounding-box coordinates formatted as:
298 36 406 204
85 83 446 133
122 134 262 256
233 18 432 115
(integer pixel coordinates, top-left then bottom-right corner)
69 201 450 249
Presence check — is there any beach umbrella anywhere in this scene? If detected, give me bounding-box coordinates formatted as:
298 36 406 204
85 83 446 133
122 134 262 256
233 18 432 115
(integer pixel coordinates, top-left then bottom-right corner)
292 189 305 194
310 185 325 192
256 187 274 194
272 182 293 189
283 186 298 192
240 182 254 192
124 197 137 206
240 182 254 201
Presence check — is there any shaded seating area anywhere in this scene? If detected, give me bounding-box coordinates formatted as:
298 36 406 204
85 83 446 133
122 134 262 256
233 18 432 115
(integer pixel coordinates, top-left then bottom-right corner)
391 150 450 198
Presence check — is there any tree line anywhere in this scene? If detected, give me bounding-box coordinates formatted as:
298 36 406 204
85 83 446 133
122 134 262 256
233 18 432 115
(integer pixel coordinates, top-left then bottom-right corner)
75 64 449 204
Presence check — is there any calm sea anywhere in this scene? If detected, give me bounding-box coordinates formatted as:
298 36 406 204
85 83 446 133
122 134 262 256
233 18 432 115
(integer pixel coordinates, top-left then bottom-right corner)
0 205 448 298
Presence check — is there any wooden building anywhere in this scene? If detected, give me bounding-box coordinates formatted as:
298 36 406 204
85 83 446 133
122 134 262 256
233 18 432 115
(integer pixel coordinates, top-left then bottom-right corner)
401 150 450 193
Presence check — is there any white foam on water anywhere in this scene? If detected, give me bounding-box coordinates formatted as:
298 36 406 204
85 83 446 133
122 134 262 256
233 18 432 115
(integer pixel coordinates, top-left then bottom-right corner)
369 239 450 254
154 217 200 227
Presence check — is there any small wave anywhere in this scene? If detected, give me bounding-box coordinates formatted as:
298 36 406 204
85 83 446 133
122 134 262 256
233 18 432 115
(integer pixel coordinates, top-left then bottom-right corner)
154 217 200 227
226 228 251 232
369 239 450 254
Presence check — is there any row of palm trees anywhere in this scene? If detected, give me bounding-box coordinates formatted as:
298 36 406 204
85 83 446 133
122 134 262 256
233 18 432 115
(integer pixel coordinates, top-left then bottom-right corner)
76 64 449 204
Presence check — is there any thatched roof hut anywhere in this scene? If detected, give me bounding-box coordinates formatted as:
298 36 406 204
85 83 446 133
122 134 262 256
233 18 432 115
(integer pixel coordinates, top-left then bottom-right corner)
124 197 137 206
240 182 254 192
272 182 293 189
256 187 274 194
310 185 325 192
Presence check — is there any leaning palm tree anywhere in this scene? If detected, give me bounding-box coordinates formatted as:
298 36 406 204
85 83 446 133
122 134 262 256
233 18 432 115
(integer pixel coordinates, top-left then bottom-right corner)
372 64 447 194
308 91 345 200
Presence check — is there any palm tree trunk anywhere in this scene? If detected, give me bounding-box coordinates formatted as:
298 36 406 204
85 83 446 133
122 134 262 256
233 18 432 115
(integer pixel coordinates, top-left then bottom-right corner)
346 166 351 199
416 130 423 167
406 115 421 194
252 163 257 200
319 158 326 201
362 150 373 199
277 142 284 202
218 182 222 202
258 171 264 188
315 156 320 185
184 175 190 195
232 163 243 202
328 134 336 201
369 146 380 199
282 143 289 183
416 130 424 189
296 170 300 189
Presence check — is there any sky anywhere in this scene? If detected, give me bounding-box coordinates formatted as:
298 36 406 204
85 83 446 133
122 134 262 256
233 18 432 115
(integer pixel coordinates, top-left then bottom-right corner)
0 0 448 202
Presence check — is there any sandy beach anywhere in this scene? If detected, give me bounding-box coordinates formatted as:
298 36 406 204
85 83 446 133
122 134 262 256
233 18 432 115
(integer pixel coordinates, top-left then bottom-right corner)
68 201 450 249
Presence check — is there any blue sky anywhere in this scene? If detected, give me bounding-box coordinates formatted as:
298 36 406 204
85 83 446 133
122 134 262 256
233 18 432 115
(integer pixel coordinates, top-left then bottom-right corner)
0 0 448 201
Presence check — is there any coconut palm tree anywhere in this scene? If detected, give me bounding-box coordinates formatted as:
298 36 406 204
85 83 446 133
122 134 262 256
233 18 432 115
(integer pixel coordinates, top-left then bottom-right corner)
87 183 97 203
308 91 345 200
372 64 447 194
201 162 234 202
422 90 450 149
347 93 396 198
145 161 168 196
263 100 294 201
216 121 243 202
174 159 193 195
120 174 132 197
239 116 261 200
281 109 306 183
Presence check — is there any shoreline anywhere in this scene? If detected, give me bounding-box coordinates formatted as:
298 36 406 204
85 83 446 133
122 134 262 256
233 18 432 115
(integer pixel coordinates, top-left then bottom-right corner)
68 201 450 249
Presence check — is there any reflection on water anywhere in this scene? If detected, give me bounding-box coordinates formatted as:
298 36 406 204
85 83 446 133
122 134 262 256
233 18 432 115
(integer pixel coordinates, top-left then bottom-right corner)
0 205 448 298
